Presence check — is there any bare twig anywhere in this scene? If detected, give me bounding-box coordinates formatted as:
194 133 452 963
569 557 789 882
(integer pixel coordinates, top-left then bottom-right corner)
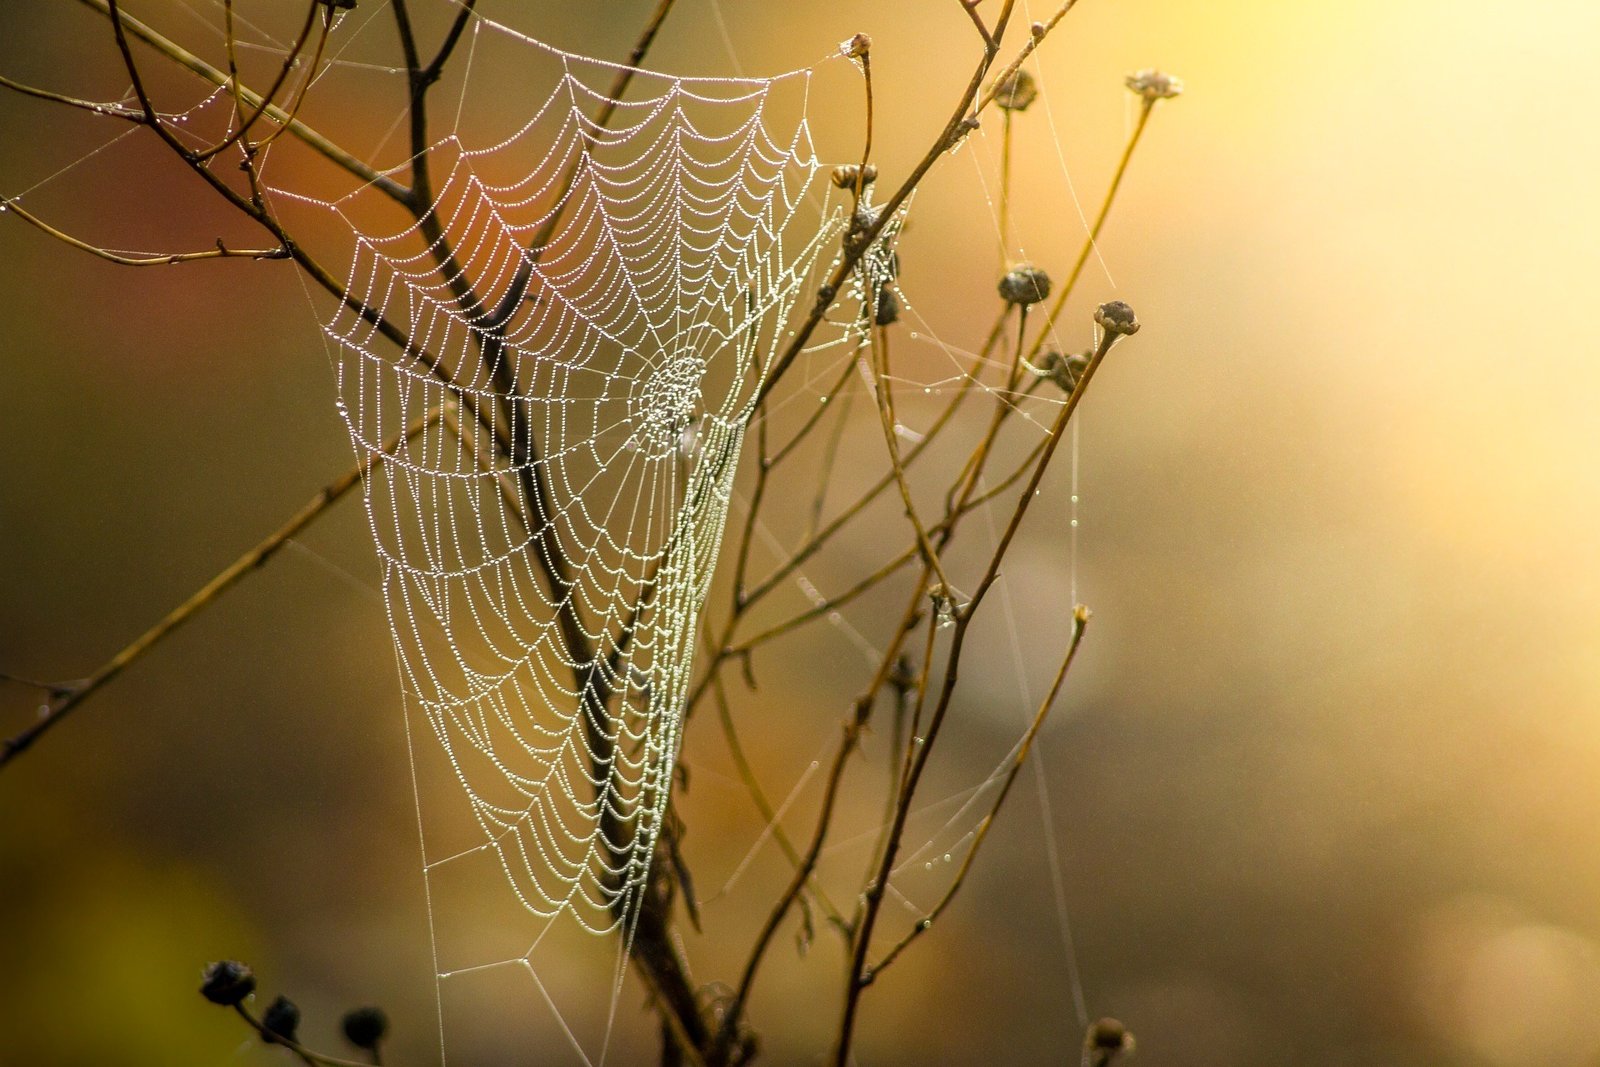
194 0 321 162
830 323 1129 1063
73 0 408 202
1025 97 1158 364
0 73 142 122
1 406 445 770
230 1004 375 1067
866 604 1090 979
0 197 286 265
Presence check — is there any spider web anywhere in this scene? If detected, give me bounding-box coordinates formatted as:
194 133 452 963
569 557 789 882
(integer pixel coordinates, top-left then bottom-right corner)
269 15 855 945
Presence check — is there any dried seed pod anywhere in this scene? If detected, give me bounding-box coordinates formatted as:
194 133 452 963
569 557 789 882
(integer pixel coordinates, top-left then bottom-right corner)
1094 299 1140 336
993 69 1038 112
1085 1016 1135 1063
998 265 1052 307
1063 350 1091 384
199 960 256 1006
342 1006 389 1051
1125 68 1184 101
261 995 301 1046
831 163 879 189
1035 349 1092 392
874 286 900 326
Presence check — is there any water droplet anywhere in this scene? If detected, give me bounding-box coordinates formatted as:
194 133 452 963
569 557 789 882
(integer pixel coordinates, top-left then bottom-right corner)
1070 519 1078 528
943 853 951 863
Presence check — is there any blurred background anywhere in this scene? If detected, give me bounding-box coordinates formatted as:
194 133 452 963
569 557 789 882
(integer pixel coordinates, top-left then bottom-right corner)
3 1 1600 1065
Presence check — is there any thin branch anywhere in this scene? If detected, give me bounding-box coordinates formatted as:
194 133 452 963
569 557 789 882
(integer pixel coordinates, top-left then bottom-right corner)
750 0 1018 411
710 579 930 1063
73 0 409 202
867 325 952 595
974 0 1081 115
831 327 1127 1064
193 0 320 161
1 405 445 771
725 543 918 658
958 0 997 50
866 604 1089 980
1025 97 1157 365
231 1004 375 1067
596 0 678 129
420 0 478 87
998 108 1014 260
249 6 336 155
850 37 874 210
0 73 143 122
0 197 286 266
711 672 844 926
740 326 998 611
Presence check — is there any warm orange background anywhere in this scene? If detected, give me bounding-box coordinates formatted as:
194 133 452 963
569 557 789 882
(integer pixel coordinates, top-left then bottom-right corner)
3 2 1599 1066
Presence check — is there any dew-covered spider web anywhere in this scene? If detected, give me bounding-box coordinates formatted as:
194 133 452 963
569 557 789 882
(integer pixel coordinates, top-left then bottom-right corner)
269 17 862 951
237 5 1111 1055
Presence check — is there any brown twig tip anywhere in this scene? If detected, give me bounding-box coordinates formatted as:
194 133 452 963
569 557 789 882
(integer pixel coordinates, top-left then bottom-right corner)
999 265 1052 306
842 33 872 59
992 69 1038 112
1125 69 1184 102
1094 299 1140 336
1085 1017 1136 1063
199 960 256 1006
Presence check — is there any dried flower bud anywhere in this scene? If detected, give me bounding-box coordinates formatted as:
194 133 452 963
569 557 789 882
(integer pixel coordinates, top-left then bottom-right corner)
199 960 256 1006
1035 349 1091 392
831 163 879 189
1086 1017 1132 1050
1125 69 1183 101
993 69 1038 111
844 205 882 255
1031 21 1046 40
1094 300 1140 336
841 33 871 59
998 265 1051 307
342 1006 389 1051
261 995 301 1046
874 286 900 327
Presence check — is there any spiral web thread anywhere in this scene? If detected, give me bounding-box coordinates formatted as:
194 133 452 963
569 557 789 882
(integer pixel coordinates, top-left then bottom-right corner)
276 19 851 937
